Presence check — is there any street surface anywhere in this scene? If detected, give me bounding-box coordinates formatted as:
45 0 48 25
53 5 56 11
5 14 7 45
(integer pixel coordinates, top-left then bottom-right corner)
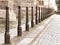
32 14 60 45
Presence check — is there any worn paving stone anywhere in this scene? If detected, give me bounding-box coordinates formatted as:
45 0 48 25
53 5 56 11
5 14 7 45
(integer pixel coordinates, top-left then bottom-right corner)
32 14 60 45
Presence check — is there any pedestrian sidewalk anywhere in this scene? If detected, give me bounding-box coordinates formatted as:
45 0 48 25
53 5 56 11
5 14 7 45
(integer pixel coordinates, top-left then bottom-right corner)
16 14 56 45
32 14 60 45
0 14 56 45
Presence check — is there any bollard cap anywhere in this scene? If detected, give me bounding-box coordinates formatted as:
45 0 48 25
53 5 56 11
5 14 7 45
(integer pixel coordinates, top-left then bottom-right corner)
6 7 9 9
31 7 33 9
26 7 28 8
18 6 21 8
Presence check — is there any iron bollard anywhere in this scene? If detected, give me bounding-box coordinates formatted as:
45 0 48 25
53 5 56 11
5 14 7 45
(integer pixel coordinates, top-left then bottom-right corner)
45 8 46 18
35 6 38 24
44 7 45 19
43 8 44 20
41 7 43 21
17 6 22 36
41 8 42 21
31 7 34 27
47 8 49 17
45 8 46 19
44 8 45 20
42 8 44 20
26 7 29 31
46 8 48 18
4 7 10 44
39 7 41 23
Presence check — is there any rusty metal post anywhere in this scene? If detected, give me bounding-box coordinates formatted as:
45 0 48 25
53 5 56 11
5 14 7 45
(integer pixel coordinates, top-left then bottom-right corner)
4 7 10 44
31 7 34 27
26 7 29 31
43 8 44 20
35 6 38 24
47 8 49 18
39 7 41 23
17 6 22 36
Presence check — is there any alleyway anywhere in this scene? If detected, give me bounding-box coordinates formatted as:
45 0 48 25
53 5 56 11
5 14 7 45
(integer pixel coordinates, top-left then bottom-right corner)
32 14 60 45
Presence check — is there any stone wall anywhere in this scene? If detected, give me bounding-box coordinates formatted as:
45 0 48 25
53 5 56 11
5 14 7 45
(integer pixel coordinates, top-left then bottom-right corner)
0 0 8 9
0 0 56 21
13 0 36 17
0 0 16 21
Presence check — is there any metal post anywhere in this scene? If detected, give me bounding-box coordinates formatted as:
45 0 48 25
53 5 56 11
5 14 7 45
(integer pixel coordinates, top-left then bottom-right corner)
47 8 48 18
44 8 45 19
45 8 46 19
41 7 43 21
42 8 44 20
44 8 46 19
44 8 45 20
39 7 41 23
43 8 44 20
35 6 38 24
31 7 34 27
48 8 49 17
46 8 48 18
45 8 46 18
26 7 29 31
47 8 49 17
4 7 10 44
17 6 22 36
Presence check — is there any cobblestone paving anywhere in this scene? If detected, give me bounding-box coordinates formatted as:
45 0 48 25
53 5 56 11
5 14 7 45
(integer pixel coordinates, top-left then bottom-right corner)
32 15 60 45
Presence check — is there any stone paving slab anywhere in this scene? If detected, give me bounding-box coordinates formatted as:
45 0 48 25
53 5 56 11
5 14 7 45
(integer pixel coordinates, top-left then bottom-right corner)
32 14 60 45
17 14 56 45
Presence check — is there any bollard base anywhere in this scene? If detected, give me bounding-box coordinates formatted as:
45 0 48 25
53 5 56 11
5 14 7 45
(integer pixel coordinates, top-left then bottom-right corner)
35 19 38 24
31 21 34 27
4 32 10 44
41 18 43 21
17 26 22 36
39 18 41 23
26 24 29 31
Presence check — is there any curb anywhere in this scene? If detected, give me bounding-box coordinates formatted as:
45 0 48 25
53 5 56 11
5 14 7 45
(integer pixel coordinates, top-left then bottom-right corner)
17 14 56 45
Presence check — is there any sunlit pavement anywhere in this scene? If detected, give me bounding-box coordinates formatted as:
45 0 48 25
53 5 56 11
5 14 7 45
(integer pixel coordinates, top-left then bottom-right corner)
32 14 60 45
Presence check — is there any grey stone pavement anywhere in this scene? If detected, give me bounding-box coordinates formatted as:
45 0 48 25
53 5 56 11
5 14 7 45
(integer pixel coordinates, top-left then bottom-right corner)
32 14 60 45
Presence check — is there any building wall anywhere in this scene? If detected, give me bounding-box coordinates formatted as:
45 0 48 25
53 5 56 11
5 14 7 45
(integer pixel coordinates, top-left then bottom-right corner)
0 0 57 10
0 0 57 21
43 0 57 10
0 0 16 21
0 0 8 9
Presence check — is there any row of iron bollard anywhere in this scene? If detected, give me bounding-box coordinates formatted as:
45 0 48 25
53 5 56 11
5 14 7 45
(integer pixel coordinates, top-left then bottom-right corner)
4 6 52 44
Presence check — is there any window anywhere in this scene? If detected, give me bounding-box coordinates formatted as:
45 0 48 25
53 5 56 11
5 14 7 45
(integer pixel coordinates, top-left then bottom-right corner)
39 1 44 5
39 1 41 5
42 1 44 5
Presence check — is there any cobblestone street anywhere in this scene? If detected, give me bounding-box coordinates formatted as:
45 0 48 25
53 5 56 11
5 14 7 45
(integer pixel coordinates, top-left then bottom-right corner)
32 14 60 45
